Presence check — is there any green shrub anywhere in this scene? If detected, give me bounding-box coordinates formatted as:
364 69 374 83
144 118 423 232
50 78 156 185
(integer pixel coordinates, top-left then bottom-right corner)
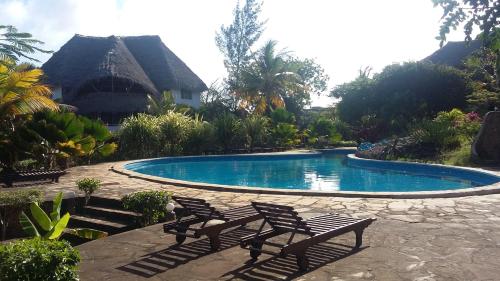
76 178 101 206
0 189 43 240
122 191 172 226
0 238 80 281
158 111 193 155
242 115 270 150
272 123 300 147
184 115 215 154
214 113 241 152
118 113 162 159
270 108 295 124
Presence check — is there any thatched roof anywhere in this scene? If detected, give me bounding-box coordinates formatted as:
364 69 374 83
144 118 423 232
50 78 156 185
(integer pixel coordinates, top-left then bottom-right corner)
424 40 482 67
42 34 207 96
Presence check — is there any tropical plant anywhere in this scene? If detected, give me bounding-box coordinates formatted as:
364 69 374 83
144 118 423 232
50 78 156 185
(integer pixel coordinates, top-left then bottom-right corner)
0 61 58 120
147 91 176 115
122 191 173 227
0 25 52 62
272 123 299 147
242 115 269 150
0 238 80 281
0 189 43 241
331 62 472 138
214 112 241 152
215 0 266 90
19 192 107 240
118 113 162 159
158 111 193 155
239 40 304 114
309 117 342 146
270 107 295 124
27 111 116 168
76 178 101 206
184 114 215 154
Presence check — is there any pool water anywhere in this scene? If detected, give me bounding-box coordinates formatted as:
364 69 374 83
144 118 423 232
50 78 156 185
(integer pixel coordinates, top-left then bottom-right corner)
125 153 500 192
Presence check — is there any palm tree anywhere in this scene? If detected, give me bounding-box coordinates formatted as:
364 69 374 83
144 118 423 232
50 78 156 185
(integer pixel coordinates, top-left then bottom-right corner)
0 61 58 120
239 40 304 114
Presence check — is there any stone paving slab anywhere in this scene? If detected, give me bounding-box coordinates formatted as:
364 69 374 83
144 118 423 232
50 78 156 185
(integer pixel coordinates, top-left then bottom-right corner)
6 162 500 281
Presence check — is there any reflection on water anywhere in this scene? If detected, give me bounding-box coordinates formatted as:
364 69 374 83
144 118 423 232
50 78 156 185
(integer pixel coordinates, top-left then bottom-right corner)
132 154 485 192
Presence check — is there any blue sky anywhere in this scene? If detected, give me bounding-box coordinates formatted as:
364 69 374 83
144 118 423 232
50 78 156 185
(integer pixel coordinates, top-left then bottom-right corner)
1 0 467 106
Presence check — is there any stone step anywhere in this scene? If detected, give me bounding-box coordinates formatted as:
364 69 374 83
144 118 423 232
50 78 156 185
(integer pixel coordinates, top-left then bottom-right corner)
82 205 141 223
69 215 132 235
87 196 124 210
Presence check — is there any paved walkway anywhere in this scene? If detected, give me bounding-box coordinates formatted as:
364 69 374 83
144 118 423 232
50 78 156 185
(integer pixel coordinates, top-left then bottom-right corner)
26 162 500 280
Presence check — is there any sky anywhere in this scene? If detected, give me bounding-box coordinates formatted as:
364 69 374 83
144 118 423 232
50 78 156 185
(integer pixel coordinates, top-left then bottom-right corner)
1 0 468 107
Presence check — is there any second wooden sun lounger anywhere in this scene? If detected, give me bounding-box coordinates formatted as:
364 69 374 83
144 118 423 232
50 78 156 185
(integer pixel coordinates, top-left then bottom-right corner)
163 196 262 251
240 202 376 271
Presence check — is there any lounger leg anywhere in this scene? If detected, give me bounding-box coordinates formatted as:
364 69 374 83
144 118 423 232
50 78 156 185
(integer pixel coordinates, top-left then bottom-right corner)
296 253 309 272
250 240 263 259
354 229 364 249
209 232 221 251
175 226 187 244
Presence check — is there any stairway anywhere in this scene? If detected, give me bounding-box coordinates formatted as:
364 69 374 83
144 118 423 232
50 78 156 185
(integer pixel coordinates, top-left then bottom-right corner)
69 196 141 235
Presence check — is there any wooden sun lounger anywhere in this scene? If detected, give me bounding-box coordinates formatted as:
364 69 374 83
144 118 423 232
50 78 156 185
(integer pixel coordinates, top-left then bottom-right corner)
1 169 66 187
240 202 376 271
163 196 263 251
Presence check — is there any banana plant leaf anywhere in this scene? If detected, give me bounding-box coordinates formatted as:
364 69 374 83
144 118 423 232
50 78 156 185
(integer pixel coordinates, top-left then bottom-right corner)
67 228 108 240
46 212 70 240
19 211 40 237
30 202 52 232
50 192 63 222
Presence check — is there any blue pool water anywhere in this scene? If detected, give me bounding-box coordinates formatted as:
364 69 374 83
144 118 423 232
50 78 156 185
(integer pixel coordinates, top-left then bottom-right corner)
124 152 500 192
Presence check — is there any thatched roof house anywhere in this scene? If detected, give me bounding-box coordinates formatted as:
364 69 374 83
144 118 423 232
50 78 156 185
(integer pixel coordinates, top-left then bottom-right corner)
424 40 482 67
42 34 207 124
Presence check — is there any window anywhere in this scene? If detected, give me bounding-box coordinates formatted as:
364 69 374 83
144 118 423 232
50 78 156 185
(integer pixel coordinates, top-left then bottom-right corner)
181 89 192 100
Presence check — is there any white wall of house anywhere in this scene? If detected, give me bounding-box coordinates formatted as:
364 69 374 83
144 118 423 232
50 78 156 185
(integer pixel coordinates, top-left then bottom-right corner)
171 89 201 109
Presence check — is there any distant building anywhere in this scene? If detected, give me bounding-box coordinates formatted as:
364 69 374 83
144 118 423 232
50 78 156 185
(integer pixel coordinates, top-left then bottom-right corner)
423 40 482 68
42 35 207 124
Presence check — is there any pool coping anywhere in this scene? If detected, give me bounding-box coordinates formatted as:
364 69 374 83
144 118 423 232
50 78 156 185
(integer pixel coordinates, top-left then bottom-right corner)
111 149 500 199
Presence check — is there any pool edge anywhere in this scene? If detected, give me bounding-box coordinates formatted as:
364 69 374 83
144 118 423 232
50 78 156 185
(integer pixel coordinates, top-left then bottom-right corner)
112 150 500 199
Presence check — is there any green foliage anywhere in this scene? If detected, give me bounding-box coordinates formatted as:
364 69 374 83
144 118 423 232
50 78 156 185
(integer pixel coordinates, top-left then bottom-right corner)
240 40 305 114
0 189 43 240
0 238 80 281
433 0 499 46
215 0 265 90
332 62 471 140
118 113 162 159
158 111 193 155
242 115 270 150
0 25 52 62
441 142 473 166
214 112 241 152
308 117 342 146
270 107 296 124
272 123 299 147
20 192 107 240
76 178 101 206
23 110 116 168
122 191 172 226
184 115 215 155
147 91 176 115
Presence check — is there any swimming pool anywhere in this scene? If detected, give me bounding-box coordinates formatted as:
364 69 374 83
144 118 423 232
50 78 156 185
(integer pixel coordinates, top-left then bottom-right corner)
123 151 500 193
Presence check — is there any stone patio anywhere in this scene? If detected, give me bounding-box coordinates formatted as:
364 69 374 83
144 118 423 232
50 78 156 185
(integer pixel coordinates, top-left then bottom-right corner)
27 162 500 280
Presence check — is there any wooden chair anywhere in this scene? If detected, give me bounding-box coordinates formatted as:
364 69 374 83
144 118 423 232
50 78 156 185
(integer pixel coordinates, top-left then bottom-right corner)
240 202 376 271
163 196 263 251
1 169 66 187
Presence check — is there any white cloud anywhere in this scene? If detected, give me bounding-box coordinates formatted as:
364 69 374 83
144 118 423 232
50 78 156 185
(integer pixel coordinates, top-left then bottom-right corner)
0 0 467 106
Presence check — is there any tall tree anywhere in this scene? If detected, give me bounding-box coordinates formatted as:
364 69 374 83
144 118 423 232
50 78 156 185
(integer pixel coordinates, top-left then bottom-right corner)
0 25 51 63
215 0 266 90
239 40 304 114
433 0 500 86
